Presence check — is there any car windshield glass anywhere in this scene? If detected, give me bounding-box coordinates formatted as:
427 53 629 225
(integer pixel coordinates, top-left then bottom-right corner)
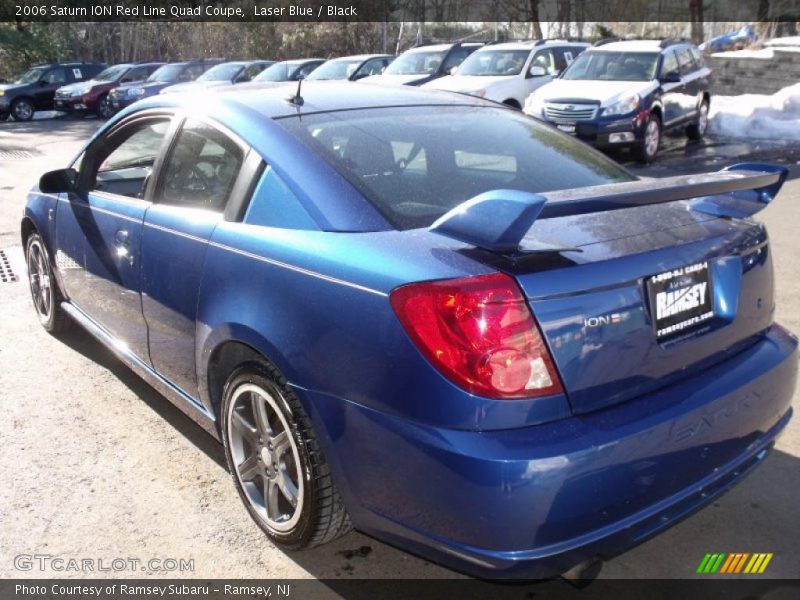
277 106 633 230
147 64 184 82
255 62 294 81
15 67 48 84
197 63 243 82
306 59 362 80
384 51 446 75
456 50 531 76
94 65 128 82
561 51 659 81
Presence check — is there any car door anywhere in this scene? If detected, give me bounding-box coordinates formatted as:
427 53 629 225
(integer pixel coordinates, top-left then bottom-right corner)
55 113 175 361
676 46 702 121
658 49 685 127
523 48 556 96
141 117 249 398
33 67 67 109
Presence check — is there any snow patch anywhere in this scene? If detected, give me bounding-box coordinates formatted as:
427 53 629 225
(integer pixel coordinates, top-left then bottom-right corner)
709 83 800 141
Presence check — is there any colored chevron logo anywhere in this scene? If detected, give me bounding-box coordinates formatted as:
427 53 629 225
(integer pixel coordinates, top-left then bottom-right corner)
696 552 774 574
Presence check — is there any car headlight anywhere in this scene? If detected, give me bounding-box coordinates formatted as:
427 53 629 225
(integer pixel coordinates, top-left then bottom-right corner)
459 88 486 98
602 94 641 117
129 88 145 98
524 95 546 117
73 86 93 97
0 90 5 96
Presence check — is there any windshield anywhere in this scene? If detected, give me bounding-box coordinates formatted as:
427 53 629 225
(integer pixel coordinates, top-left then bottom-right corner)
147 64 184 83
561 51 659 81
456 50 530 76
15 67 48 84
198 63 243 82
306 59 362 80
95 65 129 82
277 106 633 230
384 51 446 75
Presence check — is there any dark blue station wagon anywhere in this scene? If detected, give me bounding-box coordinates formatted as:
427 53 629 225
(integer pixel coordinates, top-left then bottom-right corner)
22 82 796 579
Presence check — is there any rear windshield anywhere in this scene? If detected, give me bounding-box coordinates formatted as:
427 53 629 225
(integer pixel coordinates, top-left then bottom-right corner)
277 106 633 230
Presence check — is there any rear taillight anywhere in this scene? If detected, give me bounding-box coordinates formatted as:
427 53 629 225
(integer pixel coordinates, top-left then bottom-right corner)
390 272 563 399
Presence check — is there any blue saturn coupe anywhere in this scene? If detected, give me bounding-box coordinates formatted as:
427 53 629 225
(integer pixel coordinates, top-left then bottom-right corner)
22 81 796 579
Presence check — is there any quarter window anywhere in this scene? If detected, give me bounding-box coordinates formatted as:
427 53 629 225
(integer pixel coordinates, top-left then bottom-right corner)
158 119 243 211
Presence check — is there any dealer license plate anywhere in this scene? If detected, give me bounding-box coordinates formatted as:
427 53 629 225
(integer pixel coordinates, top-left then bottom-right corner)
647 262 715 340
556 123 576 133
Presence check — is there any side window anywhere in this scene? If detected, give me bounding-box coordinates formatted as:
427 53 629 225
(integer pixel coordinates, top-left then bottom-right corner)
676 48 696 75
358 59 388 77
552 48 573 73
89 119 171 199
690 47 706 68
123 67 148 83
443 49 470 72
242 63 265 81
297 62 319 79
43 68 67 85
158 119 244 211
245 166 317 230
70 67 84 81
660 50 679 78
531 50 555 75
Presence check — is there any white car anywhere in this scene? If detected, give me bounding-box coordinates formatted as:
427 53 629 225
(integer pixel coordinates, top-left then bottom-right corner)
422 40 589 108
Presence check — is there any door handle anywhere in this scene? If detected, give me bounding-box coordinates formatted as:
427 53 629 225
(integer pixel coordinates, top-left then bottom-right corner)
115 229 129 245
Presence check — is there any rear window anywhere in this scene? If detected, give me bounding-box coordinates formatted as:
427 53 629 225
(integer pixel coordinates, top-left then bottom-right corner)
277 106 634 230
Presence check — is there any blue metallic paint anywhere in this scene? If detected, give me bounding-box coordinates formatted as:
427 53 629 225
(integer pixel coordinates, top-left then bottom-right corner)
22 83 797 579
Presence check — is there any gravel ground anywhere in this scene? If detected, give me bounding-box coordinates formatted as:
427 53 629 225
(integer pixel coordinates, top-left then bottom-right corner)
0 117 798 582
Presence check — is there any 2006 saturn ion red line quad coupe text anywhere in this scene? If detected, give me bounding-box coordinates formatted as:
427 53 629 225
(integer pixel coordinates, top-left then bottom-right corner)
22 82 796 579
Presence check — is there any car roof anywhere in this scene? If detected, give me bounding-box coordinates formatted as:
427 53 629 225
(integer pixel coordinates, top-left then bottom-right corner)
479 40 588 51
277 58 324 65
133 80 489 121
593 40 667 53
403 43 482 54
328 54 393 62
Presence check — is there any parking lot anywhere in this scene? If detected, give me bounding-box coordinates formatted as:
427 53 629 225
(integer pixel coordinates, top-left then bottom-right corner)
1 117 799 582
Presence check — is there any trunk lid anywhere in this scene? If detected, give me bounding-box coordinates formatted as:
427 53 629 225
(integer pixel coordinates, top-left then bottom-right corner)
516 201 773 414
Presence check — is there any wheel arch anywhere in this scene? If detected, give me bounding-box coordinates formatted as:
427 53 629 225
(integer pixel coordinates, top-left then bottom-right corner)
199 325 298 423
503 98 522 109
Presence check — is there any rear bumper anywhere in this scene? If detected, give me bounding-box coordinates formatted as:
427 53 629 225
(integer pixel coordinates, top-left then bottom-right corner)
300 324 797 579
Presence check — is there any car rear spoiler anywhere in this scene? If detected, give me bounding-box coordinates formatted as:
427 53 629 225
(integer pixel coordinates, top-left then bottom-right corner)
429 163 788 253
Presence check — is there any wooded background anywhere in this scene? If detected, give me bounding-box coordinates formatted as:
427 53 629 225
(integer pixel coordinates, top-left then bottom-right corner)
0 0 795 79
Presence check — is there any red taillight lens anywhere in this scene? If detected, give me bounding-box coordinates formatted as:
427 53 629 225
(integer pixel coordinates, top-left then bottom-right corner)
390 272 563 399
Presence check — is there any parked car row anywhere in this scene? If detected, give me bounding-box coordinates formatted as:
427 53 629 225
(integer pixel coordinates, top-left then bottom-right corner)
2 37 712 163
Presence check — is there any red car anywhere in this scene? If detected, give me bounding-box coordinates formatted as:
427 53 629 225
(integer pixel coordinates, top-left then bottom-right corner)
54 62 164 118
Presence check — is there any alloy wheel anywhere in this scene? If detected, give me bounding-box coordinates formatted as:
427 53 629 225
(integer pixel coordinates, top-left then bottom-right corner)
27 238 52 322
227 382 304 533
645 119 660 158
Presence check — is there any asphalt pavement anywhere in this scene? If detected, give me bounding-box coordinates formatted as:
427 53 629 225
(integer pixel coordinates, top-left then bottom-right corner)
0 116 798 583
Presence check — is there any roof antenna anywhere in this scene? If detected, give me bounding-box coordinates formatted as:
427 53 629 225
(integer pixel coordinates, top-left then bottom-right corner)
287 77 304 106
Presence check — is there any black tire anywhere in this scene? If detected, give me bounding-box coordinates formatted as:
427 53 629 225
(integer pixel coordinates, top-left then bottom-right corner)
96 93 113 119
634 114 661 164
221 361 351 550
11 98 34 121
0 112 8 121
26 233 70 334
687 100 709 141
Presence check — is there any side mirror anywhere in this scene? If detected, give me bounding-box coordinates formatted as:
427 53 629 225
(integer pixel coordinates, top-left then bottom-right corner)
661 71 681 83
528 65 547 77
39 168 78 194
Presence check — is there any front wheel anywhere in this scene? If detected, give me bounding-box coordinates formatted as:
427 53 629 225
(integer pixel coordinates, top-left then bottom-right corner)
11 98 34 121
96 94 113 119
634 115 661 163
26 233 69 333
221 363 351 549
687 100 709 140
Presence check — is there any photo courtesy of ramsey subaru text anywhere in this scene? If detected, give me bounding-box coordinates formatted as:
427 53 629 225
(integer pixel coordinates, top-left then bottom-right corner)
22 81 796 579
